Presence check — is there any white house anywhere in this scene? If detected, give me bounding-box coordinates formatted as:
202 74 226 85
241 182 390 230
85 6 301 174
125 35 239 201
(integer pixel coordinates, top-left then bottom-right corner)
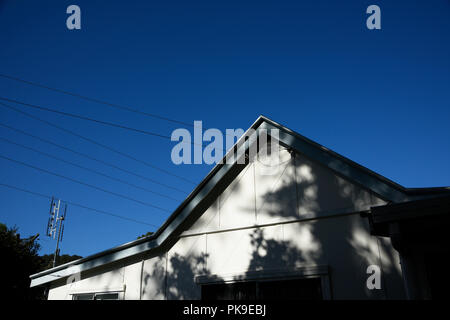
29 116 450 300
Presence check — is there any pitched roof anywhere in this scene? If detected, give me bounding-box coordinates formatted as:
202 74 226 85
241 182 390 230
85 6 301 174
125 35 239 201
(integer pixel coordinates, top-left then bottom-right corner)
30 115 450 287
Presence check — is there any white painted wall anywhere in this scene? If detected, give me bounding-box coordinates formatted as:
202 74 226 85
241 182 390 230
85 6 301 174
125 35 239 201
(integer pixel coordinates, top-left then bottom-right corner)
48 147 405 300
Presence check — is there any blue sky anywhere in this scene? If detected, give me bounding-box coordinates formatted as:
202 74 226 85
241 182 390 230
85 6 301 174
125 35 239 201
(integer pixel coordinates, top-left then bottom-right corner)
0 0 449 257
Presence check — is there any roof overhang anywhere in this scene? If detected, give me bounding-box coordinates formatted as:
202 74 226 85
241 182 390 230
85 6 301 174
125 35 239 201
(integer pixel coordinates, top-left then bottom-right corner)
368 194 450 237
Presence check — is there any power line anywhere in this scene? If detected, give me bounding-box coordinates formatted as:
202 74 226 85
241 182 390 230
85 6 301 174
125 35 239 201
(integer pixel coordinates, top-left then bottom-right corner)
0 136 182 202
0 153 171 214
0 182 158 227
0 101 197 184
0 72 193 127
0 96 172 140
0 121 188 194
0 96 214 150
0 73 241 147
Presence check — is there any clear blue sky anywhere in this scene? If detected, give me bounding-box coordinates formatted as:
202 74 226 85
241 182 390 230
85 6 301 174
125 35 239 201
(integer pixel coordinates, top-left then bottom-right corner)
0 0 449 257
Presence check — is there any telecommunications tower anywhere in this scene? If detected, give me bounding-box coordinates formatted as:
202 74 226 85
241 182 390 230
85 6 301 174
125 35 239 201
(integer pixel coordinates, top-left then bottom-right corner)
46 197 68 268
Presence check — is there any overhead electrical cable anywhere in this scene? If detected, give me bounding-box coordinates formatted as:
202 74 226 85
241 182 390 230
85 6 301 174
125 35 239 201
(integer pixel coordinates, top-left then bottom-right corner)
0 136 182 202
0 182 159 227
0 121 188 194
0 101 197 184
0 153 171 214
0 73 240 148
0 96 216 150
0 72 193 127
0 96 179 141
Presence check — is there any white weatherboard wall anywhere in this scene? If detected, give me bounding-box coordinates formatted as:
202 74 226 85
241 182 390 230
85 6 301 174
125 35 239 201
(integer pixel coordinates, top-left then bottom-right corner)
48 147 405 299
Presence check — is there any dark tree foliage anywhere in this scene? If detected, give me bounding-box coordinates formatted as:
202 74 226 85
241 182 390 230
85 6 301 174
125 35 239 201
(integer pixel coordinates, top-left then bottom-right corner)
0 222 82 300
0 223 43 299
38 253 83 271
137 231 154 239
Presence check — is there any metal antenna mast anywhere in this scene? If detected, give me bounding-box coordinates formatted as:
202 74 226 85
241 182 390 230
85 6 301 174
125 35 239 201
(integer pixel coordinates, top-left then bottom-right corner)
46 197 68 268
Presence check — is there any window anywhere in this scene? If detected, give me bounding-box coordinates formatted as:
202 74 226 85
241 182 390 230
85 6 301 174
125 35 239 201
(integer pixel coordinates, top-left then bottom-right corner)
72 292 120 300
72 293 94 300
94 293 120 300
201 277 323 300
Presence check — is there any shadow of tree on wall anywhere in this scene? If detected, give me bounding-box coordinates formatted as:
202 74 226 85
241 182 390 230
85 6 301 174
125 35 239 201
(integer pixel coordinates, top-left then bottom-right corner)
143 251 213 300
246 228 317 272
252 151 404 299
140 149 404 300
143 228 315 300
166 252 210 299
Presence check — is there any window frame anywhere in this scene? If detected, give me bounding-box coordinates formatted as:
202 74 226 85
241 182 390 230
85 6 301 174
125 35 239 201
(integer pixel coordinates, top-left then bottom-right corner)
71 291 123 300
195 265 332 300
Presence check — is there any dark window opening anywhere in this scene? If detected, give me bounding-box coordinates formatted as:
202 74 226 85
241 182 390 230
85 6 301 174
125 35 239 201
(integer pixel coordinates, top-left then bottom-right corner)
72 292 120 300
201 277 323 300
